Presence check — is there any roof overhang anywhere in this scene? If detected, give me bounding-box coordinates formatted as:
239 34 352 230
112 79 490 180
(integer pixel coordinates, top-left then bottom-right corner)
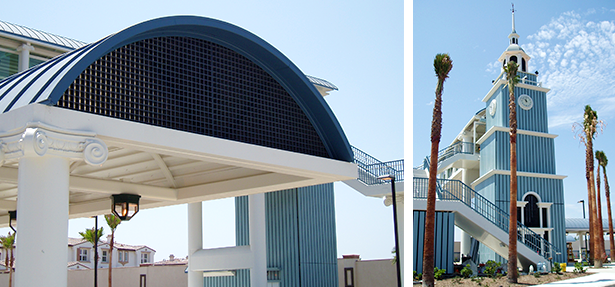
0 104 357 226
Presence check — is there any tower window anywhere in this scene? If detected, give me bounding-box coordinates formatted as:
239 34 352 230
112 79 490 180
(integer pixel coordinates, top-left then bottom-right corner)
510 56 518 64
524 194 540 227
522 58 527 72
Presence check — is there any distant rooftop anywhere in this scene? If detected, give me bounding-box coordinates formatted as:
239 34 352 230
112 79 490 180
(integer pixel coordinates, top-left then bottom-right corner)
566 218 615 232
0 20 87 50
306 75 338 91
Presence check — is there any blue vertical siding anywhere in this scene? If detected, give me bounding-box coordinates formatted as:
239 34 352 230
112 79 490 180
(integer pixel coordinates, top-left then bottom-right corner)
265 189 300 287
296 184 338 287
484 131 556 174
205 184 338 287
413 210 455 273
495 85 549 133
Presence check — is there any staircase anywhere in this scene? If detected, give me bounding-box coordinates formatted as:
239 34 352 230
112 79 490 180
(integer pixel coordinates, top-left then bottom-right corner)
413 176 557 270
343 146 404 197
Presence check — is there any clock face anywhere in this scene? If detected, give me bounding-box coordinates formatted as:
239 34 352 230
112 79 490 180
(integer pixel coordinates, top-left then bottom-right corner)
489 99 497 116
519 94 533 110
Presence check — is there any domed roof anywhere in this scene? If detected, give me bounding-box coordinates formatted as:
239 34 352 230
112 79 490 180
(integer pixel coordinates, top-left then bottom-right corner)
506 43 525 52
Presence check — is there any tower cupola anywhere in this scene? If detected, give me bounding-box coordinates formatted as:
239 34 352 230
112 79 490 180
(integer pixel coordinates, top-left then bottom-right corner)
498 4 530 72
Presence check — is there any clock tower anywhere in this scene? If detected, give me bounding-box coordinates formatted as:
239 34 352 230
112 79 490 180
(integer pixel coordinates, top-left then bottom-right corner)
472 7 567 264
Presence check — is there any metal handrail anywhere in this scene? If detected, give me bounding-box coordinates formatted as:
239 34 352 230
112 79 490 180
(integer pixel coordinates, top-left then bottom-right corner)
351 146 404 185
413 177 558 259
421 141 476 171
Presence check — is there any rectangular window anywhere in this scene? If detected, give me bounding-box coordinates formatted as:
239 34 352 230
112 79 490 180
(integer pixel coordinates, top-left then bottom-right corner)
101 250 108 263
344 267 354 287
119 251 129 263
140 274 146 287
141 252 149 263
542 208 548 227
0 51 19 80
79 248 89 262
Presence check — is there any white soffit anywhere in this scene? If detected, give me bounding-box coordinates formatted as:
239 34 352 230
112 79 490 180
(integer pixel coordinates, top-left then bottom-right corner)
0 104 357 225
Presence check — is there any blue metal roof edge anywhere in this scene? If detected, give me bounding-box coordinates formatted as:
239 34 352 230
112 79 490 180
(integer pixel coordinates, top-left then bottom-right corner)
38 16 352 162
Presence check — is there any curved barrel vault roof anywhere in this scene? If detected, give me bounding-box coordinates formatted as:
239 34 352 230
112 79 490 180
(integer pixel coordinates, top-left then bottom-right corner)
0 16 357 224
0 16 352 162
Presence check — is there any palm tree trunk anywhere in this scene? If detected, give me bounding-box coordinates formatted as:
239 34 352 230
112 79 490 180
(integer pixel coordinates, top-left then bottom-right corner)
507 76 518 283
604 170 615 262
597 166 606 261
9 248 13 287
587 140 602 267
423 86 443 287
109 231 114 287
5 248 8 287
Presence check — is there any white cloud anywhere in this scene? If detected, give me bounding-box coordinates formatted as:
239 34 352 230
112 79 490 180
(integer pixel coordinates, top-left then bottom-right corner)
485 60 501 74
522 9 615 129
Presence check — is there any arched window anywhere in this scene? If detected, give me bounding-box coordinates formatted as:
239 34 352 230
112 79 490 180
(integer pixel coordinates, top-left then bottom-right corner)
522 58 526 72
510 56 518 64
524 194 540 227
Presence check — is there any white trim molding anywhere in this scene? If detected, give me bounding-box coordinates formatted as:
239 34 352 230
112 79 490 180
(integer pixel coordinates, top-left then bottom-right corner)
477 126 557 145
472 169 567 188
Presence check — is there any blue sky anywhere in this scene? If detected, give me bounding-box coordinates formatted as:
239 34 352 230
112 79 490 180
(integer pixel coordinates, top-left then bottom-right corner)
0 1 403 260
414 0 615 236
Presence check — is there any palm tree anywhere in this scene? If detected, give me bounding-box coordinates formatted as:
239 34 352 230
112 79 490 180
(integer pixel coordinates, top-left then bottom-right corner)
596 151 615 261
504 61 520 283
0 232 15 287
105 214 121 287
573 105 604 267
423 53 452 287
596 151 607 261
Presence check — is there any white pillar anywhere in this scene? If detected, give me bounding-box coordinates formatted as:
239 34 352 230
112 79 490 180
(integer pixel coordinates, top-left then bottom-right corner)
249 193 266 287
16 43 34 72
2 126 108 287
15 155 69 287
187 202 203 287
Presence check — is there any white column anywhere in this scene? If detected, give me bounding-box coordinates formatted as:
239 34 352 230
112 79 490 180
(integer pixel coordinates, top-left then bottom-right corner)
187 202 203 287
249 193 266 287
16 155 69 287
0 126 108 287
16 43 34 72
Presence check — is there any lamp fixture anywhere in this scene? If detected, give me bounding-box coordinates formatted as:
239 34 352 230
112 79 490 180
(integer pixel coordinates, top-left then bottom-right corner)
8 210 16 233
111 194 141 221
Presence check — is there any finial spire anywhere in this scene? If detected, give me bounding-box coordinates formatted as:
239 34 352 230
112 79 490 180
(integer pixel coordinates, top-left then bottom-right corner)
511 3 516 33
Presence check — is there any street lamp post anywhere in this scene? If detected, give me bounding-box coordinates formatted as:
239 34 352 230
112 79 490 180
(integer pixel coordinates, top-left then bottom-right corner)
579 200 588 261
377 174 401 287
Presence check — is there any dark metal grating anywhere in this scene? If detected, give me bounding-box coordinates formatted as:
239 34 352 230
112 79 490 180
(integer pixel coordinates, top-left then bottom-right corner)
57 37 330 158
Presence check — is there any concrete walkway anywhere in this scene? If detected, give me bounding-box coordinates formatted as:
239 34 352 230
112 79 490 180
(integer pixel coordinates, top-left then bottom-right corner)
533 263 615 287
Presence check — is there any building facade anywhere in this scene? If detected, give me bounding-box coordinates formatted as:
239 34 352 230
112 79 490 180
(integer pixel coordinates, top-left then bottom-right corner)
413 8 567 272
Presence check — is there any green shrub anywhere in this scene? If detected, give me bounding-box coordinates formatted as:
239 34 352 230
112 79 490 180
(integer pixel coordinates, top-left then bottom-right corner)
574 261 587 273
533 271 541 278
434 267 446 280
460 264 473 278
484 260 501 278
552 262 562 274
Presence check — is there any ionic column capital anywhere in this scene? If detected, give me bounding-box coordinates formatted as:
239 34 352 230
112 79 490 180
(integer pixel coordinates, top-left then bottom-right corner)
0 124 108 166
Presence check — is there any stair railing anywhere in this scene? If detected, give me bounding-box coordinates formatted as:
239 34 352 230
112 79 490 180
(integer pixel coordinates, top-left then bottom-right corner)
419 141 476 171
413 177 557 260
351 146 404 185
